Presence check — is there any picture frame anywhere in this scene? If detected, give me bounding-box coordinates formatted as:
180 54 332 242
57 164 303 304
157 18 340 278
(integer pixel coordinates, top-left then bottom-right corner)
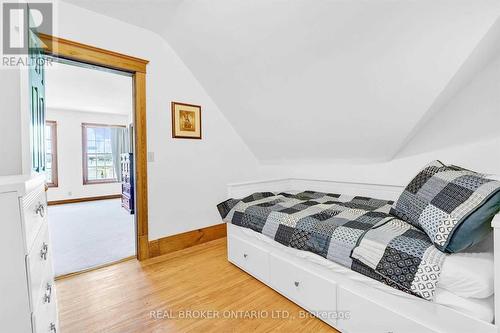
171 101 202 139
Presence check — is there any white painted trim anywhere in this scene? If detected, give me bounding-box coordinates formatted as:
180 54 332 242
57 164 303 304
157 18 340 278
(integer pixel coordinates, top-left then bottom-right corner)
227 178 404 201
290 178 404 201
227 178 293 198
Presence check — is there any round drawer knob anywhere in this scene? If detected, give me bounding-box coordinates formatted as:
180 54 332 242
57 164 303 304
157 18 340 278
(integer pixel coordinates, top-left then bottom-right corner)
294 281 300 287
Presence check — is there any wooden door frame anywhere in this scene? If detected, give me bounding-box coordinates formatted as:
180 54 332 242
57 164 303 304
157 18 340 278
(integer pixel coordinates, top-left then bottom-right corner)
38 33 150 260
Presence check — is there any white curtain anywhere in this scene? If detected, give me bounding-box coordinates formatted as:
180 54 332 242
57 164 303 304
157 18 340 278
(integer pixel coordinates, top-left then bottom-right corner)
111 126 130 182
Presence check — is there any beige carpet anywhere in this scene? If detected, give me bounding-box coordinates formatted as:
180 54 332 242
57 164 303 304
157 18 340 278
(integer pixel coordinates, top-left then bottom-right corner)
48 199 135 276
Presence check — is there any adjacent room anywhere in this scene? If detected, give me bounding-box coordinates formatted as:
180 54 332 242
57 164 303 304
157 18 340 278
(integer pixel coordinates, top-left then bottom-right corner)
44 60 136 277
1 1 500 333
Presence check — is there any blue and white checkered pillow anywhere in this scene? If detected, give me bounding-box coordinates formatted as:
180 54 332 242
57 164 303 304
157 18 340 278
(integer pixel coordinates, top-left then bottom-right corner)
390 160 500 253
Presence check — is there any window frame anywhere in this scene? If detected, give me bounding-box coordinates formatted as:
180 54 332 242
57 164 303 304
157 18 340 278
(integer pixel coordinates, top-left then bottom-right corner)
45 120 58 187
82 122 126 185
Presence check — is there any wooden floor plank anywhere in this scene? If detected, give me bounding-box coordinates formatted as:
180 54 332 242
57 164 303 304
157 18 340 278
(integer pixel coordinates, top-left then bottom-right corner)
56 238 338 333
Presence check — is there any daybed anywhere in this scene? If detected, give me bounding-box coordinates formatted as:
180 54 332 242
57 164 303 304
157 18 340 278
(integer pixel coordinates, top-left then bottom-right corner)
218 161 500 333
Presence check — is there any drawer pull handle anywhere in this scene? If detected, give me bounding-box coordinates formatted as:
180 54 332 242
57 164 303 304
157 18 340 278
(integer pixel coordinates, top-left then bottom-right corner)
40 243 49 260
44 283 53 304
50 323 57 333
243 253 248 258
294 281 300 287
35 203 45 218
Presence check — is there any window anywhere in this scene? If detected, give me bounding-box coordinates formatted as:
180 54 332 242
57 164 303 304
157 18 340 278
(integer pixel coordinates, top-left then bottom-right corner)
45 121 58 187
82 123 122 184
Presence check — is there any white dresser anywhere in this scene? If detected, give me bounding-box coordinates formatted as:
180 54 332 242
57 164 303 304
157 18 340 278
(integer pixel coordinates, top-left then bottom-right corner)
0 174 59 333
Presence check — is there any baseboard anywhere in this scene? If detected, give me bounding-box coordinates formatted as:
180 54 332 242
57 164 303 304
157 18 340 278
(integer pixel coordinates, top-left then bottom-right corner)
148 223 227 258
48 194 122 206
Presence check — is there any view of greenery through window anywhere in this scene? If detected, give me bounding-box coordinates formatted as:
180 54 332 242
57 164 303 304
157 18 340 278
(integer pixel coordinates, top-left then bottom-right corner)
84 126 116 182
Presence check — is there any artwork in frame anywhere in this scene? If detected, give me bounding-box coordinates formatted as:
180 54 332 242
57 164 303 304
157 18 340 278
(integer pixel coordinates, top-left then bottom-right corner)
171 101 202 139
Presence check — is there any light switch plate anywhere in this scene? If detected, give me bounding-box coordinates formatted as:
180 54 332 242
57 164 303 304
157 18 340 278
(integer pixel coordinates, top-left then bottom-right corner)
147 151 155 162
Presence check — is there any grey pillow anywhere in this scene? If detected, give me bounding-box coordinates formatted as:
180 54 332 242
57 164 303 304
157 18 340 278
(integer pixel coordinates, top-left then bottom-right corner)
390 160 500 253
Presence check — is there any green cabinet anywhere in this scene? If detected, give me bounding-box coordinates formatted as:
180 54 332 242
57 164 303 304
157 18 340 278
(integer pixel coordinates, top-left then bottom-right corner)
28 27 45 173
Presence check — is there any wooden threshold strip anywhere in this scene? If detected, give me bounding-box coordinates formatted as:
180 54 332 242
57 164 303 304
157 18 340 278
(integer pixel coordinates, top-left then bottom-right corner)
48 194 122 206
55 255 136 281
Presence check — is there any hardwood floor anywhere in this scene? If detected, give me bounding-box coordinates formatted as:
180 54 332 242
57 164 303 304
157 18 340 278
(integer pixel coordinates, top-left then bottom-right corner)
56 238 338 333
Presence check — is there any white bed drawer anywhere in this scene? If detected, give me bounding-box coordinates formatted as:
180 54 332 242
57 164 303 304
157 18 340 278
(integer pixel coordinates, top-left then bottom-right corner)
337 287 436 333
269 253 337 326
228 235 269 281
26 223 54 309
21 186 47 250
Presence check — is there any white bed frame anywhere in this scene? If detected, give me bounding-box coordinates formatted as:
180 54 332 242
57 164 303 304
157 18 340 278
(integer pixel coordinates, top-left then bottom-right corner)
226 178 500 333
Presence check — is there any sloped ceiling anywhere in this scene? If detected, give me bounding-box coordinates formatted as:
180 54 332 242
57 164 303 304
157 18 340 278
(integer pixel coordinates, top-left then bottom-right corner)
62 0 500 162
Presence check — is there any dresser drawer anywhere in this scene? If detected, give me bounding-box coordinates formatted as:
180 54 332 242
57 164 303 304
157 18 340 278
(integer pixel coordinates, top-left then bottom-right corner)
21 186 47 250
269 253 337 326
26 223 54 309
337 287 436 333
228 235 269 281
31 284 58 333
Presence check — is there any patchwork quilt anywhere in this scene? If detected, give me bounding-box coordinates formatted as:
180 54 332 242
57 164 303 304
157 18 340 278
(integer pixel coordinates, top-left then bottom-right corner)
217 191 446 300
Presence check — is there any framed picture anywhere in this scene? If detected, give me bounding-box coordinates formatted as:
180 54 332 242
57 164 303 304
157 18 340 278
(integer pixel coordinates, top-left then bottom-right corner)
171 101 202 139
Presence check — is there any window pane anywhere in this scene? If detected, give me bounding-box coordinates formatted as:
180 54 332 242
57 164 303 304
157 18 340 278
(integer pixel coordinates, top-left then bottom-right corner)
97 154 106 167
46 152 52 183
95 127 105 142
86 127 95 141
105 154 113 167
46 154 52 168
45 125 51 154
45 123 56 185
87 154 97 167
97 140 105 153
105 167 114 179
104 127 112 140
87 140 96 153
104 139 112 153
88 167 97 180
96 167 106 179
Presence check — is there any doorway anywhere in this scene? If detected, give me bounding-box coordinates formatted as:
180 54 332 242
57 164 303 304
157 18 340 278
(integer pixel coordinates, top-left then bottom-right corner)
44 58 136 276
36 34 150 268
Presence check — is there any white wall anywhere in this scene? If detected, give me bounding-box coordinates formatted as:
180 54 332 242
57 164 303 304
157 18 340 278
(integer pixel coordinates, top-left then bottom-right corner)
38 1 265 240
45 108 129 202
260 46 500 187
398 50 500 159
261 137 500 189
0 0 26 176
0 69 23 175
